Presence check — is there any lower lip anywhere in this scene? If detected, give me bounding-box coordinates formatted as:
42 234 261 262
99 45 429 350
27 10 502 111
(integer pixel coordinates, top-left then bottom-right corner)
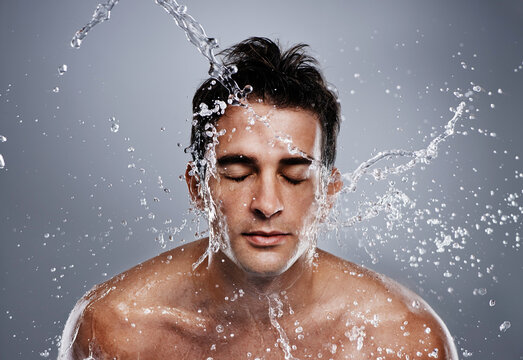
244 234 288 247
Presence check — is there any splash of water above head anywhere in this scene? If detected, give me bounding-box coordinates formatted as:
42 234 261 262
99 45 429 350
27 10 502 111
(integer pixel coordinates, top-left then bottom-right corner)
72 0 252 105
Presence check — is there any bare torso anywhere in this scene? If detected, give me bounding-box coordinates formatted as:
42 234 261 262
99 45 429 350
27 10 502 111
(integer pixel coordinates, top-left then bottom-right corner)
59 239 457 359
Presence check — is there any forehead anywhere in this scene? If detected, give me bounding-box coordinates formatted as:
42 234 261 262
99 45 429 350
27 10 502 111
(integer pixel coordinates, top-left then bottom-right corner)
215 103 322 159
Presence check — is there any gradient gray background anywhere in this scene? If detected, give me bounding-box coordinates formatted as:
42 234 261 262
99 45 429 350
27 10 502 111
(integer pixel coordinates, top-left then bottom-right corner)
1 0 522 358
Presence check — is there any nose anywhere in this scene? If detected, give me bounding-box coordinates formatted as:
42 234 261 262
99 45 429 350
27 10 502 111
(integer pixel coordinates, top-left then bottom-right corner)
250 174 283 219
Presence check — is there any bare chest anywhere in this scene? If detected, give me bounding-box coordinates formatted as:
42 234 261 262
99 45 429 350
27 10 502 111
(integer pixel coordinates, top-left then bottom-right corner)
124 315 377 360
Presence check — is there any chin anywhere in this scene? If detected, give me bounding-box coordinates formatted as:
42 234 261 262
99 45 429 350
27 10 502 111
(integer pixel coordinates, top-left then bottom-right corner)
237 252 300 278
242 263 289 278
222 238 312 278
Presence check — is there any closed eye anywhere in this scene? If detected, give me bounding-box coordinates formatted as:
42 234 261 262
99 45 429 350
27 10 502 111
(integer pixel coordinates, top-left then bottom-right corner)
224 174 250 182
282 175 305 185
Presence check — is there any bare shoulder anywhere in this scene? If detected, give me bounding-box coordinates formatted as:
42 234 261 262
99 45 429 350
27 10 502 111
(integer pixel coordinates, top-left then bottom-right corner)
316 249 458 359
58 239 208 359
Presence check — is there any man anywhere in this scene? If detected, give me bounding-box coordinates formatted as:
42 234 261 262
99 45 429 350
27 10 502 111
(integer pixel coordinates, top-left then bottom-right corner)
59 37 457 359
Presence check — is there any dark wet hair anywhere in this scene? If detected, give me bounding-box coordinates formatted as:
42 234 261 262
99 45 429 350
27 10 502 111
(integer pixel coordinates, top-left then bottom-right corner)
190 37 341 173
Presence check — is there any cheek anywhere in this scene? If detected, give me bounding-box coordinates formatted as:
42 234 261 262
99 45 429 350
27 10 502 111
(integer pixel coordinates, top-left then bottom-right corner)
210 182 251 215
283 183 319 212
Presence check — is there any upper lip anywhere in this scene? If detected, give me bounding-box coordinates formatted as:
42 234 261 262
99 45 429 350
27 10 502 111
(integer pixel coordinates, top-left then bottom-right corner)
243 230 290 236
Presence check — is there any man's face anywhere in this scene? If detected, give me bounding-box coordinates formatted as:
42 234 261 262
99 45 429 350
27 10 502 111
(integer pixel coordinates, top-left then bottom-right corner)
202 102 325 277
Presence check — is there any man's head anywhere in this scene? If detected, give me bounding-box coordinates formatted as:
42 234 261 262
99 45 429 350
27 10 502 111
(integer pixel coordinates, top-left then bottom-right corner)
186 37 342 277
189 37 341 174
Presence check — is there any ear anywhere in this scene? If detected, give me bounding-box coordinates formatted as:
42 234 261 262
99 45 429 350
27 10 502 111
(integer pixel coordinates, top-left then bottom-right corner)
185 162 204 210
326 167 343 209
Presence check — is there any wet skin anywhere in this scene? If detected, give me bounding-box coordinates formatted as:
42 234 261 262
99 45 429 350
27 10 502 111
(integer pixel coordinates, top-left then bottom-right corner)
203 103 326 278
60 104 458 359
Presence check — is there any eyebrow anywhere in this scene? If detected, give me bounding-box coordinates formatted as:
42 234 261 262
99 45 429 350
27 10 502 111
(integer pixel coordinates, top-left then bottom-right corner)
279 157 313 166
216 154 314 167
216 155 256 167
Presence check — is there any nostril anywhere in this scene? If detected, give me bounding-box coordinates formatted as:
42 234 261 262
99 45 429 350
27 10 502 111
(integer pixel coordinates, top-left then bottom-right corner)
254 208 267 219
253 206 283 219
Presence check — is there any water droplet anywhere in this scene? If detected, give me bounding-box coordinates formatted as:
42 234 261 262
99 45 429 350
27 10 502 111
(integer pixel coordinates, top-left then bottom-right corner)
216 325 224 333
58 64 68 75
499 321 511 332
490 103 495 109
242 84 253 95
472 288 487 296
489 299 496 307
39 349 50 358
127 146 135 153
109 116 120 133
0 135 7 142
71 35 82 49
52 87 60 93
0 154 5 169
473 85 481 92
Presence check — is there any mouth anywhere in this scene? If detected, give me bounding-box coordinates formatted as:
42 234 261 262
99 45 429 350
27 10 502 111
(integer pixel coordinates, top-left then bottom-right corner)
242 231 290 247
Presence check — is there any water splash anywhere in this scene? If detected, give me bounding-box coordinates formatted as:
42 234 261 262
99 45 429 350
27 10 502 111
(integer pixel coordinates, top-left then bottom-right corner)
72 0 250 103
342 102 466 193
267 293 297 360
190 121 231 271
153 0 249 102
340 185 414 228
71 0 119 49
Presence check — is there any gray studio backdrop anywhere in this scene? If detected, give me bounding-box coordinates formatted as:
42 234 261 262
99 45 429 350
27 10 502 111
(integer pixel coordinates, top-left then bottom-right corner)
1 0 522 358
